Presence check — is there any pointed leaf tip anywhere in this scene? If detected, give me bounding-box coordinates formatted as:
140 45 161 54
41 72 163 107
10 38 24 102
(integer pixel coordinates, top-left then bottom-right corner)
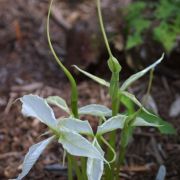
73 65 110 87
59 129 104 161
20 95 57 129
120 54 164 90
16 136 54 180
97 115 127 135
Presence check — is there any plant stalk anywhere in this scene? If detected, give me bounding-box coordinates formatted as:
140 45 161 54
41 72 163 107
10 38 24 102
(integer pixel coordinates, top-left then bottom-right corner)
96 0 121 179
47 0 78 118
97 0 113 58
115 128 127 180
67 154 73 180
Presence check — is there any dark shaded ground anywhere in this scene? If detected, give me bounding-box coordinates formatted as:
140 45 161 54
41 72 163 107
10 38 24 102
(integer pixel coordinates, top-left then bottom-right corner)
0 0 180 179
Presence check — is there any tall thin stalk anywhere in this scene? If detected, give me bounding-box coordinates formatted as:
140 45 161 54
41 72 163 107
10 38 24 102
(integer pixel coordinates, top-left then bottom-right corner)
97 0 121 179
97 0 113 58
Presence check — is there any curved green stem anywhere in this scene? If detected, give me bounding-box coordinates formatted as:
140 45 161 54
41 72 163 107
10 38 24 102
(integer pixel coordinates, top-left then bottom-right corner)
47 0 78 118
143 68 154 106
101 136 117 163
97 0 113 58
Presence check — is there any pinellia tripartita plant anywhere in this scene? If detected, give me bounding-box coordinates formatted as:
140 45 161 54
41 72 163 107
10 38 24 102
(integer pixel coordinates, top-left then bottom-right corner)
14 0 176 180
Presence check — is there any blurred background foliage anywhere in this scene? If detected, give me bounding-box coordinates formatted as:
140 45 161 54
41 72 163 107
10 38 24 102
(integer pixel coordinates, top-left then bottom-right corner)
123 0 180 52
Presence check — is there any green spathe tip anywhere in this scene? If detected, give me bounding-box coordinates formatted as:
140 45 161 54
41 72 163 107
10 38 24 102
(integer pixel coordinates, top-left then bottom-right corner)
108 56 122 73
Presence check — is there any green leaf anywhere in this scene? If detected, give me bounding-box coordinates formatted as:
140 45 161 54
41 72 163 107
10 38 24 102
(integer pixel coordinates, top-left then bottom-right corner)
125 1 146 21
46 96 70 114
59 128 105 161
97 115 127 135
132 117 161 127
155 0 176 20
73 65 109 87
120 54 164 91
121 91 158 116
120 92 135 115
87 138 104 180
79 104 112 117
126 33 143 50
120 91 176 134
16 136 54 180
139 110 176 134
121 126 134 147
121 91 142 107
20 95 57 129
58 118 94 136
132 19 150 34
153 22 177 52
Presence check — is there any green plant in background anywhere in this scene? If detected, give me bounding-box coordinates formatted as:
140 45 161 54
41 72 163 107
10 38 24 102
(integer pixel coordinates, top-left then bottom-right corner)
124 1 151 50
124 0 180 52
14 0 176 180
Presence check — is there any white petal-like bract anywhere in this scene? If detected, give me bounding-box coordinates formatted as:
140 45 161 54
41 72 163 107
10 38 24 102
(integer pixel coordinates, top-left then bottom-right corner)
97 115 127 135
46 96 70 113
79 104 112 117
20 95 57 129
58 118 94 136
59 128 104 161
87 138 104 180
16 136 54 180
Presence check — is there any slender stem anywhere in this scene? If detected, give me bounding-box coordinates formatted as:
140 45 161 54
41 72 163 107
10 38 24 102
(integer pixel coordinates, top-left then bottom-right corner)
67 155 73 180
116 145 126 180
97 0 113 58
47 0 78 118
97 1 121 179
68 154 83 180
80 158 87 180
72 156 83 180
101 136 117 163
119 146 126 167
115 128 127 180
143 69 154 106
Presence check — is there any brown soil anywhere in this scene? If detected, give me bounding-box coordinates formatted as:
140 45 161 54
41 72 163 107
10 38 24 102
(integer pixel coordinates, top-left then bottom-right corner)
0 0 179 180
